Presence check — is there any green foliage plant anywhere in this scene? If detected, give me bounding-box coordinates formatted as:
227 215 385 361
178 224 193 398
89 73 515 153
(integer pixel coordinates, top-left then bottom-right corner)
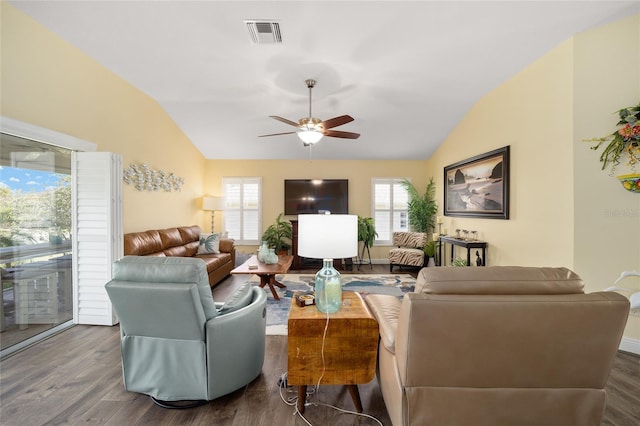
261 213 292 253
400 177 438 233
585 103 640 174
357 216 378 248
423 240 437 258
452 257 468 267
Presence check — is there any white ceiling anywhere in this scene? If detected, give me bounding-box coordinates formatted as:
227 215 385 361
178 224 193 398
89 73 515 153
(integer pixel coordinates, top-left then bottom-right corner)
10 1 640 160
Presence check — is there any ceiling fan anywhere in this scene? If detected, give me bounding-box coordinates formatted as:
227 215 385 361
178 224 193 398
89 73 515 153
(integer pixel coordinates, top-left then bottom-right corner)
259 79 360 146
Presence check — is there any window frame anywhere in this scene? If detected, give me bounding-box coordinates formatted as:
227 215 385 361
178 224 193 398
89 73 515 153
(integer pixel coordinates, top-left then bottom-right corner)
222 177 262 245
371 177 410 245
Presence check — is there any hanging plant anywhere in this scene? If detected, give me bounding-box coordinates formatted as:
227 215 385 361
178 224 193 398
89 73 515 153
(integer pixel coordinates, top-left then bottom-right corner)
585 103 640 175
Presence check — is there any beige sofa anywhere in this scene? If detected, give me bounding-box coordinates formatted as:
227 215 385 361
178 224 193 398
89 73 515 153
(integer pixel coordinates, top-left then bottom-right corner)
123 225 235 287
365 266 629 426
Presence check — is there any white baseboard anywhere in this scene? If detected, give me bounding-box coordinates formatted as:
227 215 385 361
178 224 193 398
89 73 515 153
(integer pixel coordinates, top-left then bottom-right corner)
619 336 640 355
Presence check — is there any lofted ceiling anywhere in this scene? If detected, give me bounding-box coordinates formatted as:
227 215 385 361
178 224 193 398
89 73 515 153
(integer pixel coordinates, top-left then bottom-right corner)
9 1 640 160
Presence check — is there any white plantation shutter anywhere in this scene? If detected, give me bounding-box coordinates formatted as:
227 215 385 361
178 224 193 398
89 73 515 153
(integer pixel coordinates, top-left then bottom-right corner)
72 152 123 325
222 177 261 244
372 178 409 244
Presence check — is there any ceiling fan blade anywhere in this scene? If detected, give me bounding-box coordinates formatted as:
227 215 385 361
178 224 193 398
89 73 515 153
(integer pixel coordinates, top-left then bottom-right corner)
321 115 354 130
259 131 298 137
270 116 300 128
324 130 360 139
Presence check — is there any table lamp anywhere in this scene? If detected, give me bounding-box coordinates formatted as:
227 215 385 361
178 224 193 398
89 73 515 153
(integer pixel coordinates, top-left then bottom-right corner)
297 214 358 313
202 196 224 233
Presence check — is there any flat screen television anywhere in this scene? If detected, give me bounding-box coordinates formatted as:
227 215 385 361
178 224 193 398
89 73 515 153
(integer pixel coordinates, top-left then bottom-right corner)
284 179 349 215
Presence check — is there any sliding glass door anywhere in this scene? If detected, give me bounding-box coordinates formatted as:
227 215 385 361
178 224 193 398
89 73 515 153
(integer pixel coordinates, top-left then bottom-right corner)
1 132 74 353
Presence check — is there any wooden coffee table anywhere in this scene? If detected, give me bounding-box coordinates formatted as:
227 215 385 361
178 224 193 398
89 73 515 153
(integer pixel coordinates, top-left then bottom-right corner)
287 291 378 413
231 254 293 300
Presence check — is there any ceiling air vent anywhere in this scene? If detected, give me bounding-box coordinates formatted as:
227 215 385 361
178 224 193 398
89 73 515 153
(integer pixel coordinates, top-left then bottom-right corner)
245 20 282 44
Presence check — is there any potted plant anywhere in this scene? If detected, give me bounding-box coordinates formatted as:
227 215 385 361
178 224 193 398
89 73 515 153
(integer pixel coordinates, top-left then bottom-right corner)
400 177 438 233
357 216 377 249
586 103 640 192
423 240 437 266
356 216 377 268
261 213 292 254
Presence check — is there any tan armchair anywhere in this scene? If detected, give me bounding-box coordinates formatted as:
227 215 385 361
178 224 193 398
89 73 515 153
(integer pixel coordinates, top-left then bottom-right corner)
388 232 427 272
365 266 629 426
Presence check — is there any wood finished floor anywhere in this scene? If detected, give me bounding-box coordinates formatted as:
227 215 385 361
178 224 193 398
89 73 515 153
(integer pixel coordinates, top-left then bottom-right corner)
1 266 639 425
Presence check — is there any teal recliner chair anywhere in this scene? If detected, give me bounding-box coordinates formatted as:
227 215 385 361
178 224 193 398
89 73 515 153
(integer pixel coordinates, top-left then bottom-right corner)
105 256 267 408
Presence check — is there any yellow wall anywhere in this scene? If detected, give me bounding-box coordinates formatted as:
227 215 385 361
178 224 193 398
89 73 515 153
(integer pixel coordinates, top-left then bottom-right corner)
204 159 433 259
426 14 640 342
426 40 575 267
573 14 640 341
1 3 207 232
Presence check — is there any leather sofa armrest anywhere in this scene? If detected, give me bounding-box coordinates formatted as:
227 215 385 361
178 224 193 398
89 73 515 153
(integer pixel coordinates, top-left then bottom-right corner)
365 294 402 354
219 238 235 254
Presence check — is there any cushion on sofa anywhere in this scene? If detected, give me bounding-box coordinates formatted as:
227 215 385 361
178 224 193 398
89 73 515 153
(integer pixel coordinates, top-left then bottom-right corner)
415 266 585 295
184 241 199 256
219 282 253 314
146 252 167 257
124 230 163 255
163 245 188 257
178 225 201 243
197 255 228 272
158 227 184 249
197 233 221 254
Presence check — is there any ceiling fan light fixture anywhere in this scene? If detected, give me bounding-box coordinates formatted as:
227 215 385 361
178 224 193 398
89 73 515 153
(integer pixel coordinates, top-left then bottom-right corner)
298 130 323 145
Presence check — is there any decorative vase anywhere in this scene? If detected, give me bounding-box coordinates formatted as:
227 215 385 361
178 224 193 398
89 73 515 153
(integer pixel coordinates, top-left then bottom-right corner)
314 259 342 313
257 241 269 263
617 173 640 193
264 248 278 264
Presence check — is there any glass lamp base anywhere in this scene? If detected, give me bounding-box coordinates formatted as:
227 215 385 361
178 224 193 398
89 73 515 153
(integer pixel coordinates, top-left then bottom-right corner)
314 259 342 313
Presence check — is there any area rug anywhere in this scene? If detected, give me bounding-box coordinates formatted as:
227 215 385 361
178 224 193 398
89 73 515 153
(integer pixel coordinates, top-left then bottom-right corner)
247 273 416 335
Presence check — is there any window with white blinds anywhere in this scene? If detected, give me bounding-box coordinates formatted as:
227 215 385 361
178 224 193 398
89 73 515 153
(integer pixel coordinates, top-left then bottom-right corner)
222 177 262 245
372 178 409 245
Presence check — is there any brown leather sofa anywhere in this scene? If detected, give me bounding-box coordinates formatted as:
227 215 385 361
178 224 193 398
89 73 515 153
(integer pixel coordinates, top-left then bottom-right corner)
365 266 629 426
123 225 235 287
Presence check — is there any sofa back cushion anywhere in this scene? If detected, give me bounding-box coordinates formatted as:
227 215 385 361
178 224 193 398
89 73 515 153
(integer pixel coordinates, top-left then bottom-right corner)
124 230 163 256
178 225 201 243
415 266 584 295
392 232 427 248
397 290 628 390
158 228 184 249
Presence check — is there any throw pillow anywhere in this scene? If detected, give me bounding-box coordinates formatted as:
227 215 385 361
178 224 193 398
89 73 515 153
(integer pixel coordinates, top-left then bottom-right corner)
197 233 220 254
219 282 254 314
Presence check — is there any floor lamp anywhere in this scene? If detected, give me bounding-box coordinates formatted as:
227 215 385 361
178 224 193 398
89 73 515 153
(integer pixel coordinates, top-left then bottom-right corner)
202 196 223 233
297 214 358 313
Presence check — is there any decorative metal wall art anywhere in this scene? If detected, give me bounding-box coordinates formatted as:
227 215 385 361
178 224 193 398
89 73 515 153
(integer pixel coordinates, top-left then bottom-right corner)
123 163 184 192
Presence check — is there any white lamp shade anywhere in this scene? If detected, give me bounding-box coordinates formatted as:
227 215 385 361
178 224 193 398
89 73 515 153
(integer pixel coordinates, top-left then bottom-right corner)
202 196 223 211
297 130 323 145
297 214 358 259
